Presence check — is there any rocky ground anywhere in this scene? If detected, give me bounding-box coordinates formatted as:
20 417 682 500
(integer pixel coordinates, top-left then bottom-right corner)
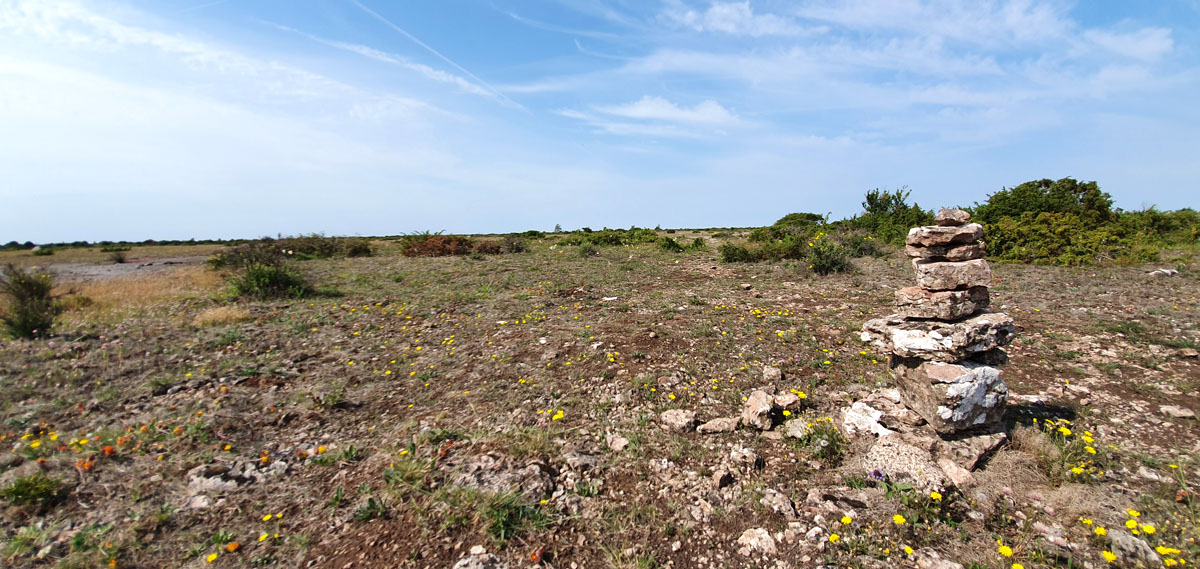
0 237 1197 569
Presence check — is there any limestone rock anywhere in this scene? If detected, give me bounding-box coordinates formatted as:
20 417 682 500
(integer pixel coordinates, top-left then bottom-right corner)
759 488 797 520
741 390 775 430
913 258 993 291
892 360 1008 434
937 457 974 488
659 409 698 433
1108 529 1162 567
861 436 946 493
762 365 782 383
842 401 896 438
913 547 964 569
1160 405 1196 420
697 417 740 434
784 419 810 439
774 392 802 411
449 454 556 500
606 435 629 452
451 549 508 569
861 312 1015 362
736 528 777 556
935 208 971 227
895 286 989 320
906 223 983 248
939 430 1007 469
905 242 986 261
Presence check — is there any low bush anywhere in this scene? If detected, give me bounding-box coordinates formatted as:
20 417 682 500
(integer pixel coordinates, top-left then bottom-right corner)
30 248 53 257
206 241 287 270
808 238 850 275
1 264 62 339
657 237 684 253
719 243 759 263
400 232 475 257
230 263 311 300
472 240 503 255
502 235 528 253
1 473 64 509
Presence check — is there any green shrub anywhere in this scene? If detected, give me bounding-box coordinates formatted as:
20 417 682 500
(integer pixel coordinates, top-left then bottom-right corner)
578 243 598 258
30 248 53 257
1 264 61 339
231 263 311 299
687 237 707 251
847 187 933 244
840 233 884 258
808 238 850 275
206 241 286 269
108 250 127 264
1 473 64 508
974 178 1114 225
342 238 373 257
718 243 759 263
987 211 1160 265
657 237 684 253
502 235 528 253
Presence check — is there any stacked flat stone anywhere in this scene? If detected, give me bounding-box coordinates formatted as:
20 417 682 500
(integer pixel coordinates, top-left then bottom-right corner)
862 209 1015 434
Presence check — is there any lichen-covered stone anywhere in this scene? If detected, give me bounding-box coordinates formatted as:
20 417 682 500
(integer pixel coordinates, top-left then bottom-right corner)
895 286 989 320
935 208 971 226
904 242 986 261
861 436 947 493
913 258 992 291
891 359 1008 434
906 223 983 248
861 312 1015 362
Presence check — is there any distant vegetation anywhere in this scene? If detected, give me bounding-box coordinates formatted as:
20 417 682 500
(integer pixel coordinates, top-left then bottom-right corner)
5 178 1196 270
973 178 1198 265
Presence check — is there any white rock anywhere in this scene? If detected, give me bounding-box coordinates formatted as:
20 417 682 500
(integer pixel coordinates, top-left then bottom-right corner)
736 528 777 556
842 401 896 438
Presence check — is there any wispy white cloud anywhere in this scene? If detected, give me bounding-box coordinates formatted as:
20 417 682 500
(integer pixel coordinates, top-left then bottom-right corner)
660 0 818 37
795 0 1073 47
347 0 524 109
1083 27 1173 61
266 23 493 97
595 95 740 124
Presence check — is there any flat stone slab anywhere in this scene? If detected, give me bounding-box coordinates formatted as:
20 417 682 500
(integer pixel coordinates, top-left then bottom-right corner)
904 242 986 261
860 436 947 493
895 286 989 321
906 223 983 248
913 258 992 291
892 359 1008 434
935 208 971 226
861 311 1015 362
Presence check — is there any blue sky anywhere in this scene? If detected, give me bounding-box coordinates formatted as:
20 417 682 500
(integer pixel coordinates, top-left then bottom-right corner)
2 0 1198 242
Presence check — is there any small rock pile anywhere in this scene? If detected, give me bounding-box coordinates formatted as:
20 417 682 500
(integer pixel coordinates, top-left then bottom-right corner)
863 209 1015 435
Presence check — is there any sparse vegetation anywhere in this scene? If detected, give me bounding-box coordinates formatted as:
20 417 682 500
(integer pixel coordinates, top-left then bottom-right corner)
1 264 62 338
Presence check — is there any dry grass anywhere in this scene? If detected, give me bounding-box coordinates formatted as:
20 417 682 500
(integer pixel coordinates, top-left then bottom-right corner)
192 305 252 327
56 267 224 324
0 244 218 267
1010 424 1062 476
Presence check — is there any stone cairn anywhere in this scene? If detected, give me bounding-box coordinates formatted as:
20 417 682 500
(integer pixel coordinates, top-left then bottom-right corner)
862 208 1015 436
